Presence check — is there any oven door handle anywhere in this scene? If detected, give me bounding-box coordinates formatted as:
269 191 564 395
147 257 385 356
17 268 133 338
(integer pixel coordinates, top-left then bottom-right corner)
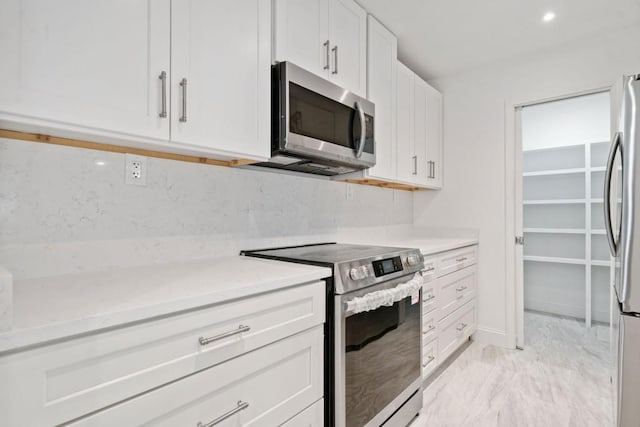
355 101 366 158
344 274 422 315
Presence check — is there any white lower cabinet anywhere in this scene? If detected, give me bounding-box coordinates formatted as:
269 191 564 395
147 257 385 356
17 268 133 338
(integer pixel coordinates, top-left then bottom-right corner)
436 265 476 321
70 326 324 426
282 399 324 426
421 245 478 380
0 282 325 426
438 300 477 363
438 246 477 277
422 338 439 378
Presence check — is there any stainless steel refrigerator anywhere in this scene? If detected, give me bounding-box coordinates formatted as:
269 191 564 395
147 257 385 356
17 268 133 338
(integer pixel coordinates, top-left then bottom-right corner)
605 74 640 427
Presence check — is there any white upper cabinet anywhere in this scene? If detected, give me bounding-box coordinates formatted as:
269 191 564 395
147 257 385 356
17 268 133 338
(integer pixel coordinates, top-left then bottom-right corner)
396 62 415 184
413 75 430 185
273 0 329 79
327 0 367 96
0 0 171 141
426 85 443 188
170 0 271 160
365 15 397 181
273 0 366 97
395 62 444 189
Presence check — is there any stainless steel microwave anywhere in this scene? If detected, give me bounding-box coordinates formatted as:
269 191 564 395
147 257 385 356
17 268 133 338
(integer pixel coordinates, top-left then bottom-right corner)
256 61 375 176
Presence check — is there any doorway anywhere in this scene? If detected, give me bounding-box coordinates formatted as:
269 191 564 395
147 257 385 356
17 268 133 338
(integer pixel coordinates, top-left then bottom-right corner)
515 91 612 348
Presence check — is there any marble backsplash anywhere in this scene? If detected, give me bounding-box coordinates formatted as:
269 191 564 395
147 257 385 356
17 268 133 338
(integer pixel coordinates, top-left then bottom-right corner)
0 137 414 280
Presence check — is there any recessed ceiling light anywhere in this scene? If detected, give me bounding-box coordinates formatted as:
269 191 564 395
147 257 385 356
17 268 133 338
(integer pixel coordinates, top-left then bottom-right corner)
542 11 556 22
94 160 106 166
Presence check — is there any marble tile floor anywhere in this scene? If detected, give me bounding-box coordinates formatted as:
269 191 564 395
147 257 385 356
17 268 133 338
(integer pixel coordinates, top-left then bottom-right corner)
411 311 612 427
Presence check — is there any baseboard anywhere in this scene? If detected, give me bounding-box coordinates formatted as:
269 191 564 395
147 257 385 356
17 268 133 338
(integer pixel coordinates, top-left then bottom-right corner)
472 326 510 348
524 298 584 319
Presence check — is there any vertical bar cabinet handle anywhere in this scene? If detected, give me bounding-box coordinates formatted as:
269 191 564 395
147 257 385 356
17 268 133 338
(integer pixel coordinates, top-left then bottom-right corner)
323 40 330 70
158 71 167 118
332 45 338 74
179 78 188 123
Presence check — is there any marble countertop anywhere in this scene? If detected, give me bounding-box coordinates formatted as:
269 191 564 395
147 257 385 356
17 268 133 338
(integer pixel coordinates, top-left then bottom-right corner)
0 257 331 354
343 236 478 256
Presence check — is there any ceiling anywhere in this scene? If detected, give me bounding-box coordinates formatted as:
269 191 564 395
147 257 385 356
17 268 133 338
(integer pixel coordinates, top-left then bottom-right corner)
359 0 640 80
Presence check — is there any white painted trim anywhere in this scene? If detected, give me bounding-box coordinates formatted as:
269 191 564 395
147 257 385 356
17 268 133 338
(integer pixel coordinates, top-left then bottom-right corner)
504 100 517 349
524 299 585 320
514 107 524 349
472 326 508 347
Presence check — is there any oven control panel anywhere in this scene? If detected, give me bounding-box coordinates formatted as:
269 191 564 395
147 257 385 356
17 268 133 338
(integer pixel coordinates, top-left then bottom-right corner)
372 256 403 277
337 248 424 294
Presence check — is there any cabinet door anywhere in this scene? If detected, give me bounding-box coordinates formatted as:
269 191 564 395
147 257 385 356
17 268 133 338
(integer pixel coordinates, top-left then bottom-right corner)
171 0 270 160
328 0 367 97
396 62 415 183
426 84 443 188
273 0 329 79
0 0 170 141
365 16 397 181
413 75 429 185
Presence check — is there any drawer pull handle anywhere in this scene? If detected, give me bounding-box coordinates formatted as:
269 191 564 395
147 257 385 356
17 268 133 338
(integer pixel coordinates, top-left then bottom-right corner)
456 256 467 262
456 285 468 292
424 325 435 332
422 355 435 367
422 266 435 273
199 325 250 346
197 400 249 427
424 294 436 302
456 323 468 331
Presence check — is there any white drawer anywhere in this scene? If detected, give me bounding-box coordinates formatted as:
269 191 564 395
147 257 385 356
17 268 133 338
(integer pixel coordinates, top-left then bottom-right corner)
0 282 325 427
422 309 437 343
422 283 438 315
422 337 438 378
438 246 477 277
436 265 476 321
419 258 438 283
282 399 324 426
438 300 476 363
70 326 324 426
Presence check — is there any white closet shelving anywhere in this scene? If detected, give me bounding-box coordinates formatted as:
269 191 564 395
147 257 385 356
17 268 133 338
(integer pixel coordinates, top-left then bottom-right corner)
523 141 612 328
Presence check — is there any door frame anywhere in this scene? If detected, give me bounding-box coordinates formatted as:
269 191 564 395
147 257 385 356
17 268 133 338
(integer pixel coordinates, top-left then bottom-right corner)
504 86 612 349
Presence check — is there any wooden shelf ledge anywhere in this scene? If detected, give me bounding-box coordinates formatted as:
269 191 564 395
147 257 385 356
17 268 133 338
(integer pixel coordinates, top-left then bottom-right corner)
342 178 428 192
0 129 258 169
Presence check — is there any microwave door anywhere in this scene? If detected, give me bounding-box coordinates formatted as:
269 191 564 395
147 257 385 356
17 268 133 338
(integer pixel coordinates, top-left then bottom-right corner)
277 62 375 169
286 83 362 162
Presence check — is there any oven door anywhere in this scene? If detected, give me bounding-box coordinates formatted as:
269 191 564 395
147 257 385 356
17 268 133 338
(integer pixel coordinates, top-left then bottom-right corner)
334 275 422 427
274 61 375 169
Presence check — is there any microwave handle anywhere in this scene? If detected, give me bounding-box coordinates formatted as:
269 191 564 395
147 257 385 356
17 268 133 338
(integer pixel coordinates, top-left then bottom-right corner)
355 101 366 158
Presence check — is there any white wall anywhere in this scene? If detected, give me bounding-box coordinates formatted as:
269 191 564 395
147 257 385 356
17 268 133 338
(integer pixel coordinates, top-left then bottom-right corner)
522 92 610 150
0 137 413 280
414 25 640 347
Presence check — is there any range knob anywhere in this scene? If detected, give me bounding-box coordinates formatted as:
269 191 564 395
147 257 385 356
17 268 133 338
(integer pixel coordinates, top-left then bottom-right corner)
406 255 421 266
349 266 368 280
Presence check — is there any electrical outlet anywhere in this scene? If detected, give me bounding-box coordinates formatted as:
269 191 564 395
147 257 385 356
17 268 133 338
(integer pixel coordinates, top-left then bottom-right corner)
125 154 147 186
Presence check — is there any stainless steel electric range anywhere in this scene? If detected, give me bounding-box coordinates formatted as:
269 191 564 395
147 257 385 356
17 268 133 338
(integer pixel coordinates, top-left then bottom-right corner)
242 243 425 427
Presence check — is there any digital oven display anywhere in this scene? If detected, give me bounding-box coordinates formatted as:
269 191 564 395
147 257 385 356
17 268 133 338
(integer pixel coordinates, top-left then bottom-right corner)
372 256 403 277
